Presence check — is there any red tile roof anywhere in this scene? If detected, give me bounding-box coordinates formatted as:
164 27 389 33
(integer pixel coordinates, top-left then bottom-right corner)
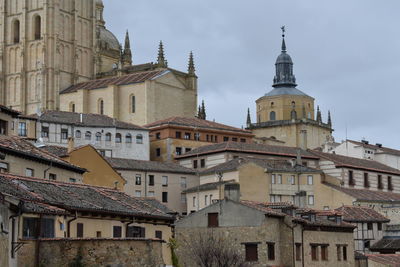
326 183 400 202
335 206 390 222
239 200 286 217
366 254 400 266
309 150 400 175
61 70 167 94
144 116 253 135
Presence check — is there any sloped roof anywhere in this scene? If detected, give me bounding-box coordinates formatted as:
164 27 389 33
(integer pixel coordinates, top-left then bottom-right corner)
326 183 400 202
40 145 68 157
239 200 286 217
61 70 167 94
370 239 400 252
0 173 175 220
27 111 147 131
199 157 321 176
144 116 252 135
265 87 310 97
183 180 235 194
176 142 319 160
335 206 390 223
309 150 400 176
0 136 85 173
0 104 21 116
348 139 400 157
366 254 400 266
106 157 195 175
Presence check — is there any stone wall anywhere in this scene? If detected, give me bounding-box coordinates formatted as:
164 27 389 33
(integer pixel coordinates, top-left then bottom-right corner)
17 238 164 267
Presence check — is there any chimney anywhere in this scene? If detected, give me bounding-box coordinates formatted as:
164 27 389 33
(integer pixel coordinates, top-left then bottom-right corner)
224 183 240 202
67 137 75 153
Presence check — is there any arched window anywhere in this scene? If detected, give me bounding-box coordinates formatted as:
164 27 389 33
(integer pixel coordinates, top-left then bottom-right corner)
130 95 135 113
75 130 81 139
13 20 20 43
69 102 75 112
98 99 104 115
291 110 297 120
271 102 274 107
116 133 122 143
85 131 92 140
105 132 112 142
95 132 101 141
136 134 143 144
126 133 132 143
270 111 276 121
34 15 41 40
291 101 296 108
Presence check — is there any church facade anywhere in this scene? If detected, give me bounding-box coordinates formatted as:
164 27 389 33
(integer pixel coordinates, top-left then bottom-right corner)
247 31 333 149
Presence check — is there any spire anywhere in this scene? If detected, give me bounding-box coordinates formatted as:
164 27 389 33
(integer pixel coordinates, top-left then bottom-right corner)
122 30 132 67
201 100 206 120
246 108 252 127
327 110 332 127
273 26 297 88
197 106 202 119
188 51 195 76
316 106 322 123
157 41 167 68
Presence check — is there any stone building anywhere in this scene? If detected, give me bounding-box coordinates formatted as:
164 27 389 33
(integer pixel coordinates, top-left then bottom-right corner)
0 172 175 267
247 30 333 149
145 116 254 162
28 110 150 160
106 157 198 214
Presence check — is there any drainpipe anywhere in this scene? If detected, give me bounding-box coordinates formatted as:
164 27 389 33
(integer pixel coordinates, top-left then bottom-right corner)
67 212 78 237
43 161 53 180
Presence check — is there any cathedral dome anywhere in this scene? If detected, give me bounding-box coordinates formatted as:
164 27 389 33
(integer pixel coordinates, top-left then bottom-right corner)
98 27 120 51
275 52 293 64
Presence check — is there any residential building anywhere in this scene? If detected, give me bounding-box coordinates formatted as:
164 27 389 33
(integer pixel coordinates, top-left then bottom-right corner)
0 135 85 183
0 172 175 267
145 116 254 162
247 30 333 149
369 224 400 254
29 110 149 160
175 191 355 267
106 157 198 214
184 157 322 212
176 142 319 170
41 144 126 190
331 139 400 170
335 206 390 253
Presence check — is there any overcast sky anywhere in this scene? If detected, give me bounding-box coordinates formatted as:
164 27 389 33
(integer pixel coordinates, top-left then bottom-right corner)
104 0 400 149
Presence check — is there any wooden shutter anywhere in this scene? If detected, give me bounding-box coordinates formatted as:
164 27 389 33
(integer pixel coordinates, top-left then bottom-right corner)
245 244 258 262
77 223 83 238
208 213 219 227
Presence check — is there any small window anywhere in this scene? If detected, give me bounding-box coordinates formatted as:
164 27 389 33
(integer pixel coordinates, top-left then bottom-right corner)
148 175 155 186
185 148 192 153
181 177 187 189
61 129 68 140
49 173 57 181
307 175 313 185
130 95 136 113
184 132 191 140
18 122 27 136
98 99 104 115
69 178 77 183
321 245 328 261
41 126 49 138
95 132 101 142
70 103 75 113
289 175 295 185
364 173 369 188
240 138 246 143
105 133 112 141
378 222 382 231
295 243 302 261
271 174 276 184
270 111 276 121
125 134 132 143
135 190 141 197
348 170 355 186
193 196 196 207
85 131 92 140
223 136 229 142
0 162 9 173
311 245 318 261
267 242 275 261
13 20 20 43
194 133 200 141
232 137 238 142
378 175 383 190
156 148 161 157
204 195 208 206
343 246 347 261
367 222 373 230
136 134 143 144
116 133 122 143
208 213 218 227
181 193 186 203
245 244 258 262
155 132 161 139
113 226 122 238
277 174 282 184
126 226 145 238
26 168 34 177
162 176 168 186
96 231 102 238
77 223 83 238
388 176 393 191
75 130 81 139
148 191 155 197
135 174 141 185
291 110 297 120
200 159 205 168
308 195 314 206
175 131 182 138
162 192 168 203
193 160 198 169
155 230 162 239
34 15 41 40
176 147 182 155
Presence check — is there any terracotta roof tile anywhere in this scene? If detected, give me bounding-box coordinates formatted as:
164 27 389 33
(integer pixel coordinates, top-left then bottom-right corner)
335 206 389 222
61 70 167 94
326 183 400 202
39 145 68 157
309 150 400 175
370 239 400 252
366 254 400 266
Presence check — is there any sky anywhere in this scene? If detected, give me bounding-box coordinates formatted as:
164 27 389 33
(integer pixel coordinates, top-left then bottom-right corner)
104 0 400 149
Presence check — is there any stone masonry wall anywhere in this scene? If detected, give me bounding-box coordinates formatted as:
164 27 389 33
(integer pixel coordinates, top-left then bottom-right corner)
17 238 164 267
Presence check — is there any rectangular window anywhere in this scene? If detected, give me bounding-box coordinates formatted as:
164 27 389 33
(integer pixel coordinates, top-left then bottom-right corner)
205 195 208 206
113 226 122 238
41 126 49 138
61 129 68 140
288 175 295 185
321 245 328 261
69 178 77 183
245 244 258 262
308 195 315 206
162 176 168 186
367 222 373 230
232 137 238 142
156 148 161 157
364 172 369 188
77 223 84 238
18 122 27 136
307 175 313 185
193 196 196 207
349 170 355 186
156 132 161 139
208 213 219 227
148 175 155 186
194 133 200 141
270 195 281 203
277 174 282 184
0 120 7 135
23 218 55 239
96 231 102 238
223 136 229 142
155 230 162 239
148 191 155 197
26 168 34 177
184 132 191 140
181 193 186 203
388 176 393 191
135 190 141 197
162 192 168 203
271 174 276 184
181 177 187 188
295 243 302 261
343 246 347 261
378 222 382 231
378 175 383 189
267 242 275 260
337 245 342 261
176 147 182 155
193 160 198 169
311 245 318 261
200 159 205 168
48 173 57 181
0 162 9 173
185 147 192 153
126 226 145 238
175 131 182 139
135 174 141 185
240 138 246 143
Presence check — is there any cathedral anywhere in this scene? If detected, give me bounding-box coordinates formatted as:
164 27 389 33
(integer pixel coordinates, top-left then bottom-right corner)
0 0 197 124
247 29 333 149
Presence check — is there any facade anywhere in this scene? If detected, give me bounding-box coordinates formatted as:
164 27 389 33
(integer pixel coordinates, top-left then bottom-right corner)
145 116 254 162
0 172 175 266
175 197 355 267
29 110 149 160
184 157 322 212
0 135 85 183
106 157 198 214
247 32 333 149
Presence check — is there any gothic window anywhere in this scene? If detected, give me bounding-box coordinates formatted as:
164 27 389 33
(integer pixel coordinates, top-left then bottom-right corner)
33 15 41 40
270 111 276 121
98 99 104 115
13 20 20 43
291 110 297 120
130 95 136 113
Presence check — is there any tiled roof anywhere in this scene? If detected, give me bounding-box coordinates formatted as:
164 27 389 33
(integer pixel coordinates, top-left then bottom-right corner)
39 145 68 157
309 150 400 175
200 157 321 176
105 157 195 175
144 116 252 135
326 183 400 202
0 104 21 116
0 136 85 173
183 180 235 194
0 173 175 220
27 111 147 130
335 206 390 223
239 200 286 217
366 254 400 266
61 70 167 94
176 142 319 159
370 238 400 252
348 139 400 157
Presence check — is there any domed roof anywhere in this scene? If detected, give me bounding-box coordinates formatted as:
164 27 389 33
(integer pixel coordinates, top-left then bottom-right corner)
98 27 120 51
275 52 293 64
96 0 104 6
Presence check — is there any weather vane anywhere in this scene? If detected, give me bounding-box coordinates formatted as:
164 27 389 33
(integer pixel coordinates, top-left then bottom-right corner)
281 26 286 37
